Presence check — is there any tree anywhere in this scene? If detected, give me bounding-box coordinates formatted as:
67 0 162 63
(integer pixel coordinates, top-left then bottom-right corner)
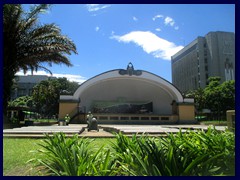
220 80 235 113
204 77 235 120
31 78 79 116
8 96 34 108
185 77 235 120
32 79 61 116
204 77 222 119
3 4 77 116
57 77 79 95
185 88 205 113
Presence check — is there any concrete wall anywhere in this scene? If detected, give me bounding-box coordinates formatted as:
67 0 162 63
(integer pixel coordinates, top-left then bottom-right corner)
205 31 235 82
226 110 235 131
178 104 196 123
58 102 196 124
59 102 78 120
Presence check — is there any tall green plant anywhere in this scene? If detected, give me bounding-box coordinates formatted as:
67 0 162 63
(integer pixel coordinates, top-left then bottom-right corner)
180 127 235 175
30 132 119 176
112 129 235 176
30 133 92 176
30 129 235 176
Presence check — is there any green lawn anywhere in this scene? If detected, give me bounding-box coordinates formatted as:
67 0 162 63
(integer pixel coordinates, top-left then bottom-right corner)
199 120 227 126
3 137 115 176
3 138 42 176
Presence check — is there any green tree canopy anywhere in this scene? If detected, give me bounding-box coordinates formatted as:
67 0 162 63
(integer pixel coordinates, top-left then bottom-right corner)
186 77 235 120
185 88 205 112
32 78 79 116
57 77 80 95
204 77 222 113
3 4 78 115
219 80 235 112
32 79 60 116
8 96 34 108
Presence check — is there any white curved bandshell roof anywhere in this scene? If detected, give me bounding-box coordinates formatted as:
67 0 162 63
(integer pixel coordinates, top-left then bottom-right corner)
61 70 183 103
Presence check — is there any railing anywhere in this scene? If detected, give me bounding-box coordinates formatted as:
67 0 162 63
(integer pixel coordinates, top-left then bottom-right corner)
69 106 86 123
93 113 178 124
68 109 179 124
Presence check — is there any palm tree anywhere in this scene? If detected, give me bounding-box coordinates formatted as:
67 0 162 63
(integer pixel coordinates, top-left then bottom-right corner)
3 4 78 118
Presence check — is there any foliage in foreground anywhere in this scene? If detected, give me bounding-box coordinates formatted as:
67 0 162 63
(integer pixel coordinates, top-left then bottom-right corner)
113 128 235 176
30 128 235 176
29 133 118 176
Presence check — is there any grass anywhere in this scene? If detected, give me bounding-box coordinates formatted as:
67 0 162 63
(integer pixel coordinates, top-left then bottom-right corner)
90 138 116 149
3 129 234 176
3 137 115 176
34 119 58 122
199 120 227 126
3 138 42 176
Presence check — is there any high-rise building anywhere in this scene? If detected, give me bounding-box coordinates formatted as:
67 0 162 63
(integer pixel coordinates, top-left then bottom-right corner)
171 31 235 93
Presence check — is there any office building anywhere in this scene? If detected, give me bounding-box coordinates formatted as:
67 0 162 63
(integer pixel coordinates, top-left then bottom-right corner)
11 75 56 100
171 31 235 93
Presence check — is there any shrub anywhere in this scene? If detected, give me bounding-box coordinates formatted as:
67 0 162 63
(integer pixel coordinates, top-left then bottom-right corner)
112 128 235 176
30 128 235 176
29 132 119 176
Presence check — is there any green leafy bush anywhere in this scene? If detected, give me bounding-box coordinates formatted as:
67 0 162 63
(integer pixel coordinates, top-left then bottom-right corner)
30 132 119 176
30 128 235 176
112 128 235 176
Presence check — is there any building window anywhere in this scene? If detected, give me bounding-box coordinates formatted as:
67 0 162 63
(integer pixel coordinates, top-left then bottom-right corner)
161 117 169 121
205 73 208 80
205 66 208 71
225 58 234 80
204 50 207 56
204 58 208 64
29 89 33 96
18 88 26 96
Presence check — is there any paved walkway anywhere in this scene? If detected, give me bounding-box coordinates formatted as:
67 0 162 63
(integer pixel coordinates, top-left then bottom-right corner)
3 124 227 138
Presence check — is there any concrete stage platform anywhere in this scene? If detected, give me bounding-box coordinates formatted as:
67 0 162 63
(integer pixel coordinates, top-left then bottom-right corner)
3 124 227 138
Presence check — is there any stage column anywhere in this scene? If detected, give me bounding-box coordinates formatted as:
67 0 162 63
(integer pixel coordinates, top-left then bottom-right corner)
59 100 79 121
177 98 197 124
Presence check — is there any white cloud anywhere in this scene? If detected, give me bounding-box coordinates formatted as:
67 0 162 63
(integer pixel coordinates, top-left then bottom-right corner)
153 15 179 30
86 4 111 12
152 14 164 21
16 70 86 84
111 31 183 60
133 16 138 21
155 28 161 32
164 16 175 26
95 26 100 32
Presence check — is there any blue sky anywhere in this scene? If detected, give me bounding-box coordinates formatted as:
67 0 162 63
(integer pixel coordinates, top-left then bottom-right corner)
17 4 235 83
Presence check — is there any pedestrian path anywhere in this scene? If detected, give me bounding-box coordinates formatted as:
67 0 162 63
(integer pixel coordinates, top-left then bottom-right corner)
3 124 228 138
